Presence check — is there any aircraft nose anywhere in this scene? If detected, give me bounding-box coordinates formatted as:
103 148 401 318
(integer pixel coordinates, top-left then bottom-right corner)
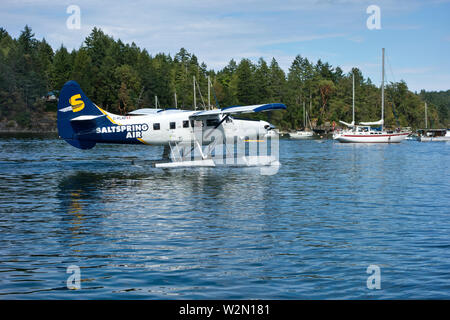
262 121 275 130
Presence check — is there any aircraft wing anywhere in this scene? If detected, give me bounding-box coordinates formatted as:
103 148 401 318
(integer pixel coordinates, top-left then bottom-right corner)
190 103 286 118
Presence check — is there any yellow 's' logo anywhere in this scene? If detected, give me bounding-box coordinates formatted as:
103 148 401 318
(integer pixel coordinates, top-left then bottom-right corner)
69 94 85 112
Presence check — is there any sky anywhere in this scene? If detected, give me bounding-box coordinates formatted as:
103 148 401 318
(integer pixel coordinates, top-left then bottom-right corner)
1 0 450 92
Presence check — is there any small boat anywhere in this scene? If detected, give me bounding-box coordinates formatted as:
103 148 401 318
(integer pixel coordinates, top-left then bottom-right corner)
405 133 420 141
289 130 314 139
417 103 450 141
419 129 450 142
289 102 314 139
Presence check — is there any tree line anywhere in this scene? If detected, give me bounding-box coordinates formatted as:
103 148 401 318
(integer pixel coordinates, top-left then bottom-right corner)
0 25 448 130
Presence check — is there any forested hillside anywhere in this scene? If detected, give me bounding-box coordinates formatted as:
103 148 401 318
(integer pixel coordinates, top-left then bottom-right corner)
420 90 450 128
0 25 448 131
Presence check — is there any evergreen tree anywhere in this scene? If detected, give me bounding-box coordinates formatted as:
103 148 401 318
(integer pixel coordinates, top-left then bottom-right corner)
71 48 93 96
0 25 447 131
236 59 256 105
51 45 72 92
254 58 271 102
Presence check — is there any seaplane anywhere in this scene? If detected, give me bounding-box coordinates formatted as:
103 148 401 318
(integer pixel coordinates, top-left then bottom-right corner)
57 80 286 168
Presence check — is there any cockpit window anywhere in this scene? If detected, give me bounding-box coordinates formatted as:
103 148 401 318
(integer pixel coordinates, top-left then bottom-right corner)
206 119 220 127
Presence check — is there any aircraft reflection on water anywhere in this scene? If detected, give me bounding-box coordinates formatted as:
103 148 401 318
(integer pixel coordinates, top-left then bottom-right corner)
57 167 274 236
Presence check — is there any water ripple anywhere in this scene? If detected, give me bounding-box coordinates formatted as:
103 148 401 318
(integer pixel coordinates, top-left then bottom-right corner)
0 134 449 299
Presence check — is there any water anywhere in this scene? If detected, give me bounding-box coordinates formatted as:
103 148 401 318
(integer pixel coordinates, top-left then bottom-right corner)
0 133 449 299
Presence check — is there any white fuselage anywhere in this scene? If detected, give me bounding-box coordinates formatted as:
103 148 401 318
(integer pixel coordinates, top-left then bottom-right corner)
97 109 273 146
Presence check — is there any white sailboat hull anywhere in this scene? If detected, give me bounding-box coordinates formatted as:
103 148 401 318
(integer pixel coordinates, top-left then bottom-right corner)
333 132 409 143
289 131 314 139
420 136 450 142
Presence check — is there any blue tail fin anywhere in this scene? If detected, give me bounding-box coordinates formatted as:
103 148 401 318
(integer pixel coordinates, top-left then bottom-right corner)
57 81 103 149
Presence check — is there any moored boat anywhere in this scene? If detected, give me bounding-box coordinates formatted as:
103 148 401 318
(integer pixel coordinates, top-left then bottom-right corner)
334 48 408 144
417 103 450 141
289 130 314 139
405 133 420 141
289 101 315 139
419 129 450 142
334 126 409 143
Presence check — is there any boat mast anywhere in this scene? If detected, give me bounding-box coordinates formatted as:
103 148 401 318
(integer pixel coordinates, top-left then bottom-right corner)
352 71 355 125
208 75 211 110
425 102 428 129
193 76 197 110
381 48 385 131
303 101 306 128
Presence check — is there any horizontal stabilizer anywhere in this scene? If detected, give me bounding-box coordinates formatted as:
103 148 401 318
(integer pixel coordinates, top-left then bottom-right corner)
70 115 104 121
70 114 105 135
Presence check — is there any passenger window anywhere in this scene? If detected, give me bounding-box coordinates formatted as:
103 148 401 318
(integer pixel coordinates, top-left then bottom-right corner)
170 122 176 129
153 123 160 130
183 120 189 128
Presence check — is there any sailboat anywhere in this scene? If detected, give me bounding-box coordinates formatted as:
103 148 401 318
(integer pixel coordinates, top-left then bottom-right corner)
416 102 450 141
289 101 314 139
333 48 409 143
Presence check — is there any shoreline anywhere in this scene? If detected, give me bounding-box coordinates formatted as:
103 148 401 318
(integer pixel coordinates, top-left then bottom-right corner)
0 129 57 133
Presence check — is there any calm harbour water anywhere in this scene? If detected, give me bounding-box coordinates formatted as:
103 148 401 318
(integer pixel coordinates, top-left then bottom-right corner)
0 133 449 299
